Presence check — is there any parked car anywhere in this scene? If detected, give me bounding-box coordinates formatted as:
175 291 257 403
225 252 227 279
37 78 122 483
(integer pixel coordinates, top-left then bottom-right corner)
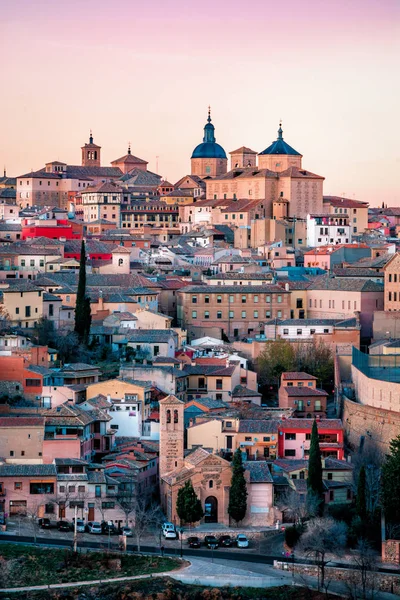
86 521 102 534
38 518 52 529
57 520 71 532
236 534 249 548
218 535 233 547
162 522 177 539
101 521 117 535
121 526 133 537
204 535 218 549
75 519 85 533
187 536 201 548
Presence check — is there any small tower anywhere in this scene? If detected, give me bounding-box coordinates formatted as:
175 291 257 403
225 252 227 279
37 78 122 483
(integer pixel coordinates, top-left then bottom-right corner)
191 108 227 178
81 131 101 167
229 146 257 169
159 395 184 478
111 246 131 274
258 122 302 172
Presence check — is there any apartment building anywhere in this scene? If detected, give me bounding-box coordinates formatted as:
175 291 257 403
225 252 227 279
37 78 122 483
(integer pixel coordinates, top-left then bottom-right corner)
177 284 290 341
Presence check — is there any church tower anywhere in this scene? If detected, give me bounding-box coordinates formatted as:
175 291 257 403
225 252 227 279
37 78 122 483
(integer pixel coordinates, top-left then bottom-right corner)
159 395 184 478
81 131 101 167
258 123 302 172
191 108 227 178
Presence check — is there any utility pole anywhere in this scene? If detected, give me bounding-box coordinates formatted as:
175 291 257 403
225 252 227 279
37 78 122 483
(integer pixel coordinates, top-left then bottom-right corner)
73 504 78 553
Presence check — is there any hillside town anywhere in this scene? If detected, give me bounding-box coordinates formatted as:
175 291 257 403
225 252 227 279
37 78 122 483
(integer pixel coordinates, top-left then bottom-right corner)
1 114 400 596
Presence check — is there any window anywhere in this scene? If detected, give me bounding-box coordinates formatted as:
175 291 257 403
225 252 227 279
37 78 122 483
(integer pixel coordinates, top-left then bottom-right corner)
204 311 210 319
263 436 270 442
241 311 246 318
265 311 271 318
45 503 54 513
166 409 171 423
266 295 271 303
277 310 282 318
297 329 302 335
21 259 25 267
296 298 303 309
254 295 259 303
26 379 40 387
174 409 178 423
245 436 252 442
14 482 22 490
285 449 296 457
229 295 234 303
192 310 197 318
217 311 222 319
389 274 392 282
229 310 234 318
283 328 289 335
216 379 223 390
253 310 258 318
241 295 246 304
306 433 311 440
49 304 54 317
25 306 31 318
285 433 296 440
310 329 315 334
192 296 197 304
95 485 101 498
209 480 214 488
217 295 222 304
78 485 85 493
30 482 54 494
205 295 210 304
277 295 282 303
68 486 76 493
102 501 115 509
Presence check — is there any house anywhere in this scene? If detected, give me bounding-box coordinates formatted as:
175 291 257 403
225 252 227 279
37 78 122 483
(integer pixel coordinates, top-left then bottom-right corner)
306 213 352 247
278 372 327 417
126 329 179 359
1 281 44 328
278 418 344 460
0 417 45 462
0 464 57 518
323 196 369 236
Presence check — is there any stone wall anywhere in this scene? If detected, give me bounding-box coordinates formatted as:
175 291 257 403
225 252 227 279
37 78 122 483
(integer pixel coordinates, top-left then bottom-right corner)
274 561 400 594
0 380 22 398
343 395 400 454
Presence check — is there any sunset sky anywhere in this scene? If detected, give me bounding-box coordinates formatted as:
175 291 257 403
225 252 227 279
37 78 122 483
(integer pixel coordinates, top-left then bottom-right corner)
1 0 399 205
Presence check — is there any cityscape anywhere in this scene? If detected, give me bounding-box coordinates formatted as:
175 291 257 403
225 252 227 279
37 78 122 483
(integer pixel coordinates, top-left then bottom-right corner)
1 1 399 599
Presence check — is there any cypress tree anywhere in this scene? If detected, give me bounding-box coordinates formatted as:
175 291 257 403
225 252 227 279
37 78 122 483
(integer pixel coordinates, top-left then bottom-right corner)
176 479 204 525
307 419 324 514
228 448 248 525
382 435 400 523
74 240 91 344
356 465 367 521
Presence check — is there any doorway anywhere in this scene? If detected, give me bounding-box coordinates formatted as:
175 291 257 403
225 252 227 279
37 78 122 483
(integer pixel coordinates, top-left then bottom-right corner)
204 496 218 523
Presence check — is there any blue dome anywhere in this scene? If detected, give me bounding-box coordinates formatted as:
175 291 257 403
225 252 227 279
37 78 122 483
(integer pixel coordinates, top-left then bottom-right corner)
191 109 227 160
259 124 301 156
191 142 227 159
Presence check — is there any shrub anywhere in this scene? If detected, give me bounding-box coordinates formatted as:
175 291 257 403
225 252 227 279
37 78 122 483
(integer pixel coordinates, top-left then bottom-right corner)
285 525 301 548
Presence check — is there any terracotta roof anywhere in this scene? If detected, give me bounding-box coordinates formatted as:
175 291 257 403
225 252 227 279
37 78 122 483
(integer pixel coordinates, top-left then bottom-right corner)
280 418 343 430
0 417 44 427
82 181 123 194
229 146 257 154
0 464 56 477
282 387 328 397
282 372 317 381
323 196 369 209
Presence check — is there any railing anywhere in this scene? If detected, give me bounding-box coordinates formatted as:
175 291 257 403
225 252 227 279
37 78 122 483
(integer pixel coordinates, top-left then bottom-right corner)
352 346 400 382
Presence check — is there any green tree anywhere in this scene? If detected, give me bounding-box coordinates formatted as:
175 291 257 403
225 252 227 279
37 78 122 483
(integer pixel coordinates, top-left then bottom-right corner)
74 240 91 344
307 419 324 515
257 340 295 387
381 435 400 524
228 448 248 525
356 465 367 521
176 479 204 525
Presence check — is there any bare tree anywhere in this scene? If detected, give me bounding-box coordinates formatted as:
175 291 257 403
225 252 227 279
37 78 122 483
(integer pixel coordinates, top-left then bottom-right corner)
116 480 137 527
278 489 320 526
299 516 347 591
131 498 164 553
25 502 42 544
345 539 378 600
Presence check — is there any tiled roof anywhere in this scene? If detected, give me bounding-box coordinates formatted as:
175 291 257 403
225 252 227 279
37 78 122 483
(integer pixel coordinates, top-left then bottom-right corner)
87 471 106 484
238 420 279 433
0 464 56 477
207 272 273 280
126 330 175 343
54 458 88 466
282 372 317 381
229 146 257 154
324 457 353 470
244 461 273 483
185 447 211 466
57 473 88 481
333 268 383 278
180 284 289 294
282 387 328 397
308 275 383 292
280 418 343 430
323 196 369 209
232 385 261 398
0 417 44 427
291 479 308 492
273 459 308 472
185 397 228 410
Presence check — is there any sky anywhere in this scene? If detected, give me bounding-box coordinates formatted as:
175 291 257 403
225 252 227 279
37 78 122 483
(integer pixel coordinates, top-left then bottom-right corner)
1 0 399 205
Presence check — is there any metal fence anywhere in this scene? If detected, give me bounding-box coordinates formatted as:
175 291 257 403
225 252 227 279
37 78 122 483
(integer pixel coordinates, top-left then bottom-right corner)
352 346 400 382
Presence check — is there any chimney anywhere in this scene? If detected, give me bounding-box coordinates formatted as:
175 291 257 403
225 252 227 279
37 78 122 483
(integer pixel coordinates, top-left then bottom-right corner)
98 290 104 311
107 394 111 403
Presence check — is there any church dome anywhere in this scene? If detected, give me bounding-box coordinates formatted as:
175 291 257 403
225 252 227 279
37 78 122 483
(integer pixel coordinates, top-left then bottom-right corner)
259 123 301 156
191 110 227 159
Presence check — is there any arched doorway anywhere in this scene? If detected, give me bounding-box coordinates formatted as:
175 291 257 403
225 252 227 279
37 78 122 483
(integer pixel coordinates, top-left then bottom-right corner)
204 496 218 523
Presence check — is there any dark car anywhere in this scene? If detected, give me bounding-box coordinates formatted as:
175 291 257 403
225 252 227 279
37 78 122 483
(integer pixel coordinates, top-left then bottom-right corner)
204 535 218 549
187 536 201 548
57 520 71 532
101 521 118 535
38 518 52 529
218 535 232 547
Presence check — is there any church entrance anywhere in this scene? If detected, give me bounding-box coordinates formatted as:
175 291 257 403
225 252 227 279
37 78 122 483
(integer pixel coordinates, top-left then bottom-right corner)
204 496 218 523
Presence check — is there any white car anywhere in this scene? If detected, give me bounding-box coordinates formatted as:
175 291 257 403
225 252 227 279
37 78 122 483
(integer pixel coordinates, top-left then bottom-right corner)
75 519 85 533
121 526 133 537
162 522 177 539
87 521 102 534
236 534 249 548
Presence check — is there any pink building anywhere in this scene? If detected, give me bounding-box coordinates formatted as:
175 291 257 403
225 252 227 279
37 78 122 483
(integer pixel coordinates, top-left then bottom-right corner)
278 418 344 460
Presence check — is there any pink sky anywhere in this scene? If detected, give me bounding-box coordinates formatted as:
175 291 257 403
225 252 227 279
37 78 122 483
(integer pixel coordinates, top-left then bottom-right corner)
1 0 399 205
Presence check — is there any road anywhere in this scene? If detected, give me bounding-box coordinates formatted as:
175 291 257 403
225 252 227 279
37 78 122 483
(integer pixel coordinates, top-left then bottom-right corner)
1 531 399 576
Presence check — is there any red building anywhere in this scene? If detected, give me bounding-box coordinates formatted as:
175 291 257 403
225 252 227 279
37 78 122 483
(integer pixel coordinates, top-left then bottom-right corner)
278 418 344 460
22 220 83 241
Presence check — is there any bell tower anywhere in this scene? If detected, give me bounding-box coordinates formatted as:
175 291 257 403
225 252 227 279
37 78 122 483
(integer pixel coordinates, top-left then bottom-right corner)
159 395 184 478
81 131 101 167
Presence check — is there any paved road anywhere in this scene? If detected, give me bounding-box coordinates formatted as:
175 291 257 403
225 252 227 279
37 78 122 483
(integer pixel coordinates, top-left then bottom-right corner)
1 532 399 577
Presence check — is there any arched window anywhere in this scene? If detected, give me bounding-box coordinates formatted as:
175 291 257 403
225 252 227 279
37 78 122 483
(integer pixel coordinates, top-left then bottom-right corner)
209 480 214 489
166 409 171 424
174 409 178 424
94 151 97 160
87 151 90 159
118 258 123 266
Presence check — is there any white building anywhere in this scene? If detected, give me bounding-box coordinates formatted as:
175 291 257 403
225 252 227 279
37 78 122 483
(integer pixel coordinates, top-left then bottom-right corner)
307 214 352 247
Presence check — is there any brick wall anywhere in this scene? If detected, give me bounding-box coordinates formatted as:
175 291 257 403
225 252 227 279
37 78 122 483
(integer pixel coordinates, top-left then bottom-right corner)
343 396 400 454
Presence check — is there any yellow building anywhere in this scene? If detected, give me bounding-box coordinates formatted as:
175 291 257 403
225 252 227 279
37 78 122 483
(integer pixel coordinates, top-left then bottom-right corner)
2 282 44 328
323 196 369 236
